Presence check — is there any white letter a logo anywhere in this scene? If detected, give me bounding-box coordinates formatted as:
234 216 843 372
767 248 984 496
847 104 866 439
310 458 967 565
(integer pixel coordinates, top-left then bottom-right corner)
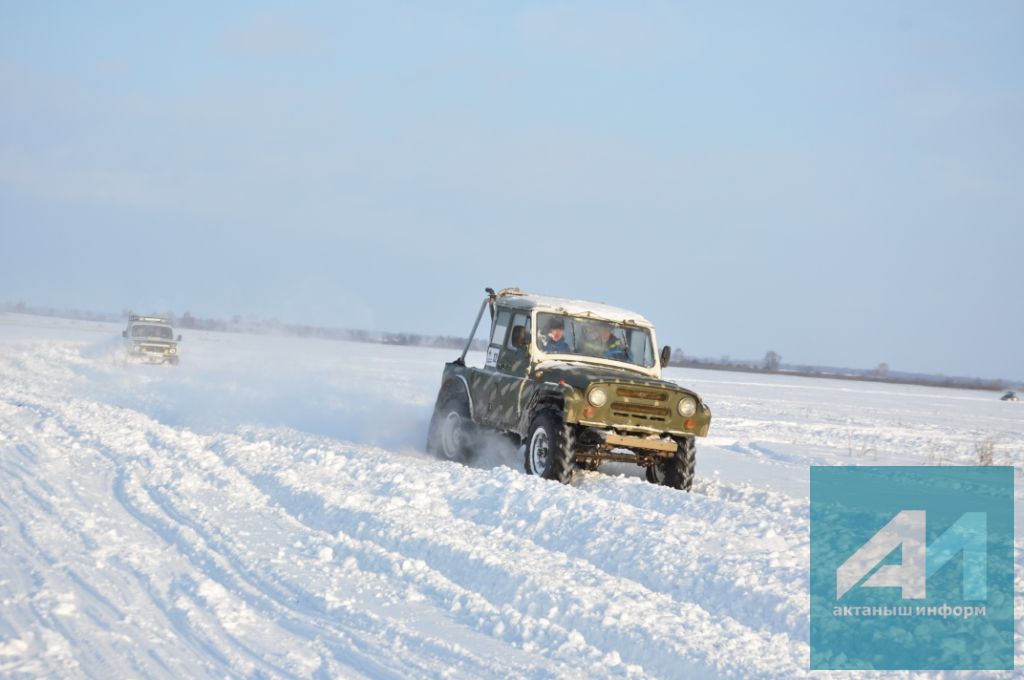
836 510 926 600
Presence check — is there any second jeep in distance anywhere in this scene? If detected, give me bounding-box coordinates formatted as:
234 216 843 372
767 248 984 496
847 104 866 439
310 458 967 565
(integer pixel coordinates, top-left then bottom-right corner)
122 315 182 365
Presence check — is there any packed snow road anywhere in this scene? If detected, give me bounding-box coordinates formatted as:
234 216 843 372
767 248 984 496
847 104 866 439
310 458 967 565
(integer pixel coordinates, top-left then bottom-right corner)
0 314 1021 678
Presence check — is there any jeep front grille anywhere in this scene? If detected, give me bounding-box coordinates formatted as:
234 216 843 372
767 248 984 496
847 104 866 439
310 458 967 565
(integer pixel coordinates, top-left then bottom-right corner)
610 404 670 423
611 386 671 423
616 387 669 401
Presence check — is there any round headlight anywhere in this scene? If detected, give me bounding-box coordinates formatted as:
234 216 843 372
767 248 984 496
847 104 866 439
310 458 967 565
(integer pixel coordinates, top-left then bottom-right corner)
133 344 141 352
677 396 697 417
169 347 176 354
587 387 608 407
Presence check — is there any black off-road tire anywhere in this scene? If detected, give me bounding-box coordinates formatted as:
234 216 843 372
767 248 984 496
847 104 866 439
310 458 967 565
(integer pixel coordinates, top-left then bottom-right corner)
645 436 696 491
426 393 477 464
524 410 575 484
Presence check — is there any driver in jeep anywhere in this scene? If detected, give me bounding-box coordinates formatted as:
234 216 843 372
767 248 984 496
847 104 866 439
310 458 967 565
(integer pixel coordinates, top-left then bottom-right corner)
582 321 627 360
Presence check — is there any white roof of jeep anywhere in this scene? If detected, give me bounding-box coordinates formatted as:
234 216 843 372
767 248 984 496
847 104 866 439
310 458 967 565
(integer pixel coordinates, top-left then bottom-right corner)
128 315 172 326
494 288 653 327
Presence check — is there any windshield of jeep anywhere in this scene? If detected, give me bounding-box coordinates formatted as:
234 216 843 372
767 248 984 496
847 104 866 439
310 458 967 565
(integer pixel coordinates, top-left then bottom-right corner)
131 325 173 340
535 313 656 368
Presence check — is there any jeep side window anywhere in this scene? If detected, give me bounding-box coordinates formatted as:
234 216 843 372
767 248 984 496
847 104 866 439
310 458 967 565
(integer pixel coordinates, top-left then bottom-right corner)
491 310 511 347
506 313 530 351
486 310 512 369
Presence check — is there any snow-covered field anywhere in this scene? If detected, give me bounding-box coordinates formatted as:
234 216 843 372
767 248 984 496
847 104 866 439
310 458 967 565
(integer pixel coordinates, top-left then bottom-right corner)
0 313 1020 678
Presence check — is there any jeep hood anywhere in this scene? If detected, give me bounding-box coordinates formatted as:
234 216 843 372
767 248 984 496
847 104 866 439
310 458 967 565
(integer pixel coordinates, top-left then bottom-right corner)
534 360 701 400
132 338 176 345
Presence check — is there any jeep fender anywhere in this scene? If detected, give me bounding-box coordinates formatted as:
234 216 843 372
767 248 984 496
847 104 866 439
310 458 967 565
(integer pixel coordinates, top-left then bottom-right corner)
437 375 475 420
517 382 579 436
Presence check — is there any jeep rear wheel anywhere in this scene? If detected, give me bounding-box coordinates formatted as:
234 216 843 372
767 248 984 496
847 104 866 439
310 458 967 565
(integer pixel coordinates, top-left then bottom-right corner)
525 410 575 484
426 393 477 463
645 437 696 491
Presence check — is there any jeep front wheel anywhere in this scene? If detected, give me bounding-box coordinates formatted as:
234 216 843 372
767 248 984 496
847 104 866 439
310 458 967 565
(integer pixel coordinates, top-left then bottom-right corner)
426 394 477 463
645 437 696 491
524 410 575 484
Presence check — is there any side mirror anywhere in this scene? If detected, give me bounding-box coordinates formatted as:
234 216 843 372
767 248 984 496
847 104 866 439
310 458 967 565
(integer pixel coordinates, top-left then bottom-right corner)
121 330 127 338
510 325 528 349
660 345 671 367
177 334 182 342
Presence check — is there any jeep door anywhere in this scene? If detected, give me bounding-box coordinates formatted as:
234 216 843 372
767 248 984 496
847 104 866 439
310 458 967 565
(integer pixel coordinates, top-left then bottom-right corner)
488 311 532 430
466 307 511 424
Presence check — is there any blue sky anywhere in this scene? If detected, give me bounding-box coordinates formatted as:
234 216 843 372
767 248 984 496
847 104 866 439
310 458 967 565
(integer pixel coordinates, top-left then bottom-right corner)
1 2 1022 379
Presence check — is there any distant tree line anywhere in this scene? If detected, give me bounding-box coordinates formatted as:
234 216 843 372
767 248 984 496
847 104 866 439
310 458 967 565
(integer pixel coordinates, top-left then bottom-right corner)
2 300 121 323
664 347 1013 392
1 300 1013 391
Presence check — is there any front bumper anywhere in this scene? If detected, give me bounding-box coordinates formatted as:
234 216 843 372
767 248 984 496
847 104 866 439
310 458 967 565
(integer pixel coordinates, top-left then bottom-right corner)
604 432 677 453
127 345 178 363
573 427 683 466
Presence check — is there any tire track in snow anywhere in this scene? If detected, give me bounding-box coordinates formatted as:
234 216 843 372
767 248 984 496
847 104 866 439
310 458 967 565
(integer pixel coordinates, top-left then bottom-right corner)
242 425 810 643
1 395 246 678
122 466 512 680
46 394 572 679
212 429 810 678
0 403 168 677
206 434 633 678
447 469 810 643
3 390 510 678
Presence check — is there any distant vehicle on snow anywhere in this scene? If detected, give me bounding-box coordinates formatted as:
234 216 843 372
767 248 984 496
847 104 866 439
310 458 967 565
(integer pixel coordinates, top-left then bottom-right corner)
1001 390 1020 402
122 315 181 365
426 287 711 490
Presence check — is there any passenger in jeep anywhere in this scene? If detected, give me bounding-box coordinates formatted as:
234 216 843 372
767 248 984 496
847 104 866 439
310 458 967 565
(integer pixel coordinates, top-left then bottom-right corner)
583 321 627 360
542 318 570 353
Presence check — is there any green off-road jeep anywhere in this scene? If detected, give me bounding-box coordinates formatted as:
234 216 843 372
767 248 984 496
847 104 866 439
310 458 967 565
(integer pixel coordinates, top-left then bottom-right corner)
426 288 712 490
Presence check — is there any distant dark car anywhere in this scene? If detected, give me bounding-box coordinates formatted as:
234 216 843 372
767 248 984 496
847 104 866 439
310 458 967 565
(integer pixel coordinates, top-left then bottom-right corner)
1001 390 1019 402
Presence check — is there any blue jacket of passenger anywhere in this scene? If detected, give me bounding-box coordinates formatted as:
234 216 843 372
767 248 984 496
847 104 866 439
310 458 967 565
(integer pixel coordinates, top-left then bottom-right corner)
543 338 570 353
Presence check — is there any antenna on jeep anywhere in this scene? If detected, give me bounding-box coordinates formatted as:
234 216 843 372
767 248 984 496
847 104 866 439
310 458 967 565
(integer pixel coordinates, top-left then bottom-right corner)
458 288 494 366
485 287 497 320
